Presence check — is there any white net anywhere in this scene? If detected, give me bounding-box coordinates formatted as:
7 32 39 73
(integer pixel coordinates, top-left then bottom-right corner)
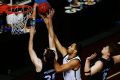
6 5 33 35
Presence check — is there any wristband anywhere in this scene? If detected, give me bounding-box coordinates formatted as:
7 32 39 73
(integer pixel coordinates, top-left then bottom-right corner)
27 18 36 27
85 70 91 73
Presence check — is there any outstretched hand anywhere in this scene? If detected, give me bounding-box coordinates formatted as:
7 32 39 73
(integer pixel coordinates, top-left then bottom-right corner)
86 53 97 61
40 8 55 25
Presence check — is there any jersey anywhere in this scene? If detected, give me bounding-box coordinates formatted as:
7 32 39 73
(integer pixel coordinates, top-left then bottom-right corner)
63 55 82 80
35 61 56 80
35 48 56 80
35 0 47 4
89 57 114 80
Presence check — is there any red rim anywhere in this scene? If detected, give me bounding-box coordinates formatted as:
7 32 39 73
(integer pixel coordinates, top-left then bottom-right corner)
0 4 9 14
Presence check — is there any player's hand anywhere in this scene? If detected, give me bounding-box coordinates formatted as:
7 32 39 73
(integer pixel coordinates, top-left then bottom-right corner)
40 8 55 25
40 14 49 25
86 53 97 61
48 8 55 20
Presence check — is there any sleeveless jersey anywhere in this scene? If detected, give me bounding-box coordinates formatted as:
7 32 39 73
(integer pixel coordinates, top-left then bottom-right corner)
63 55 82 80
89 57 114 80
35 61 56 80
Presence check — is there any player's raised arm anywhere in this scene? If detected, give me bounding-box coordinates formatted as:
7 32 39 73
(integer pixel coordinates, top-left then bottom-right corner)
40 9 58 60
28 27 42 72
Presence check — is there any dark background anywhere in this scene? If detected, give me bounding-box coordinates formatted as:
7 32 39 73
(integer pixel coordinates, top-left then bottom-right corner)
0 0 120 78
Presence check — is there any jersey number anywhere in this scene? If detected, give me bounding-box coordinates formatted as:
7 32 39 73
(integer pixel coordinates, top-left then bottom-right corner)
44 73 55 80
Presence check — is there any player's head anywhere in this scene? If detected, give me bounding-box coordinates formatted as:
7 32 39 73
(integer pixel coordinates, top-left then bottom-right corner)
67 43 81 56
101 43 120 57
43 48 55 64
38 2 52 17
108 43 120 56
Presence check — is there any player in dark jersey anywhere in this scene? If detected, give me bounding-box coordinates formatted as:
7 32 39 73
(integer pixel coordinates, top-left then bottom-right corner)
84 43 120 80
34 48 56 80
28 9 58 80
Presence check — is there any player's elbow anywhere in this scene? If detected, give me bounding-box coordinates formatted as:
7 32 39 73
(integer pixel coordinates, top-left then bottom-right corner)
54 66 63 73
35 64 42 72
54 60 64 73
55 67 62 73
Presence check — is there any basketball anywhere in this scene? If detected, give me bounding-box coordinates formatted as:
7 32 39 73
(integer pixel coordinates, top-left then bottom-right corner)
38 2 52 16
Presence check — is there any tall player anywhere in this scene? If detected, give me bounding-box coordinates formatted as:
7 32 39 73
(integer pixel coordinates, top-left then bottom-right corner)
28 9 58 80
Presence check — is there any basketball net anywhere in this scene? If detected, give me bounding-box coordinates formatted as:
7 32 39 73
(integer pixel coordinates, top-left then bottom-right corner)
6 5 33 35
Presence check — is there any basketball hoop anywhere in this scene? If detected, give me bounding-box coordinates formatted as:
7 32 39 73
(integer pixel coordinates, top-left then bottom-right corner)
6 5 33 35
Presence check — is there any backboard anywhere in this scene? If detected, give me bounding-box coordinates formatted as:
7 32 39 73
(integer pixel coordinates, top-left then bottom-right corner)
0 0 32 5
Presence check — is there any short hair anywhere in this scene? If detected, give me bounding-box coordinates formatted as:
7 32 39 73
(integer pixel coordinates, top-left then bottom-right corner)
44 48 55 64
108 43 120 56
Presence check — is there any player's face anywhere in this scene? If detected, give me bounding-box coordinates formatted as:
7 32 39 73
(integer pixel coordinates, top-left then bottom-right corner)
67 43 76 54
101 46 110 55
